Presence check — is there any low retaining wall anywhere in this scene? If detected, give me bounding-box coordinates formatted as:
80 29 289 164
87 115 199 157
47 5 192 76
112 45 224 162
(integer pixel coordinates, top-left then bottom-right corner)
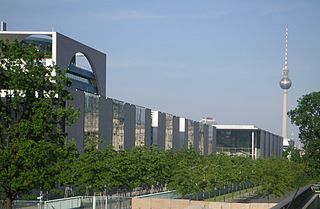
132 198 276 209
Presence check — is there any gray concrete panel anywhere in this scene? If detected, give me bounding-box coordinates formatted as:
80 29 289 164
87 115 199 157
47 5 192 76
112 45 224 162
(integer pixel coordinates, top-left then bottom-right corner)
204 125 209 155
259 130 265 158
145 108 152 148
99 97 113 149
172 116 180 151
212 127 217 154
124 103 134 149
266 132 270 158
157 112 166 149
271 134 275 156
274 136 278 156
67 89 85 153
183 119 189 148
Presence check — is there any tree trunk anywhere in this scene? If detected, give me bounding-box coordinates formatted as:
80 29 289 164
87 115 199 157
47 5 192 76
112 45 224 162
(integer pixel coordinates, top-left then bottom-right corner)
4 197 13 209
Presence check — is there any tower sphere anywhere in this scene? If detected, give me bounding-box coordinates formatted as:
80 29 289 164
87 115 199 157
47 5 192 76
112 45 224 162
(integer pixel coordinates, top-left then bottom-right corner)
280 77 292 89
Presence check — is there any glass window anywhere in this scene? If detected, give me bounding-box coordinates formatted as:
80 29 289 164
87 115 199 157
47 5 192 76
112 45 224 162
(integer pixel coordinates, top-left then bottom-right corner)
165 114 173 150
84 92 99 137
66 73 90 84
216 130 252 157
199 124 205 154
188 120 194 148
135 106 146 147
112 100 125 150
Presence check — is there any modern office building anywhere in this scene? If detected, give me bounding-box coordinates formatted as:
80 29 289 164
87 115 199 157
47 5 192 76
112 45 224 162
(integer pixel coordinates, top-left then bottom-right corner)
214 125 283 159
0 26 282 158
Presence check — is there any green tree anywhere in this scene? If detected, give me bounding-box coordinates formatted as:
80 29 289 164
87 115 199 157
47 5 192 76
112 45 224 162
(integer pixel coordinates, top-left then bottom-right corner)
252 158 304 198
169 148 203 196
282 144 302 163
288 92 320 178
0 40 78 209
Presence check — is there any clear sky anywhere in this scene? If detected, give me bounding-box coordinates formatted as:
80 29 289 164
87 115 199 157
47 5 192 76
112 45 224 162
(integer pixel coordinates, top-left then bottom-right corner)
2 0 319 138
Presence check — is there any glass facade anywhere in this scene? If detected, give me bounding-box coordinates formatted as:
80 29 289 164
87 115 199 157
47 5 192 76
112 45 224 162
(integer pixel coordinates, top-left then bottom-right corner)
112 100 125 150
165 114 173 150
84 92 99 136
187 120 194 148
199 123 205 154
135 106 146 147
216 130 252 157
66 73 90 84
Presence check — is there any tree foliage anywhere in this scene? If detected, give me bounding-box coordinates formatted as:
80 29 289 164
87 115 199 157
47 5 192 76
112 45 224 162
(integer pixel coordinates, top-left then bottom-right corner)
0 40 78 209
282 144 302 163
288 92 320 178
252 158 305 197
1 137 301 201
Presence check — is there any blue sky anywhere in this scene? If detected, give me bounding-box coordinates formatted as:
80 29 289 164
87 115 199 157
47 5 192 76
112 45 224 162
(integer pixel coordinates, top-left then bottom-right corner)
2 0 320 138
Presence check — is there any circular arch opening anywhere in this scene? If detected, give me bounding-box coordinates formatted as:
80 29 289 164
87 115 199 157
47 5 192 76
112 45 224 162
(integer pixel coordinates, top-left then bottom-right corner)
70 52 93 72
67 52 98 94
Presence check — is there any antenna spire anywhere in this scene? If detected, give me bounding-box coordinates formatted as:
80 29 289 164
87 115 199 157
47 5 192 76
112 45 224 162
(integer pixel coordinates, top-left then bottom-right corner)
284 26 289 72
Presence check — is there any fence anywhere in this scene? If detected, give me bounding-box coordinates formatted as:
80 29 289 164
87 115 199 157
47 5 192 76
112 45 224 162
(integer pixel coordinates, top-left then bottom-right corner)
135 182 253 201
1 196 131 209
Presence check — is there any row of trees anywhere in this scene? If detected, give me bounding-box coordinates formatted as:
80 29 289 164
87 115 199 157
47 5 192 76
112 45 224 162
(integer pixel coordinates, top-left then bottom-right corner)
0 40 319 209
65 144 305 199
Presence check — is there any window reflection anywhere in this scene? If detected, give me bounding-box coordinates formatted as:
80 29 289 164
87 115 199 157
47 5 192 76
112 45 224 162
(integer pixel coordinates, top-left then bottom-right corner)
135 106 146 147
199 124 205 154
84 92 99 137
216 130 252 157
188 120 194 148
165 114 173 150
112 100 125 150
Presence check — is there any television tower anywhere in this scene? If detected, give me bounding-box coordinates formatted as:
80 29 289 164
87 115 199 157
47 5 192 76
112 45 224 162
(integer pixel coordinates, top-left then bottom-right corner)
279 26 292 146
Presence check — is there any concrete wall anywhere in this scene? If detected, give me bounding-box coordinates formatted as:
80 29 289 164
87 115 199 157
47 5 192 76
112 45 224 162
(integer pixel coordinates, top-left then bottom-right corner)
204 124 209 155
124 103 136 149
67 89 85 152
259 130 265 158
212 127 217 154
99 97 113 149
172 116 180 151
132 198 276 209
145 108 152 148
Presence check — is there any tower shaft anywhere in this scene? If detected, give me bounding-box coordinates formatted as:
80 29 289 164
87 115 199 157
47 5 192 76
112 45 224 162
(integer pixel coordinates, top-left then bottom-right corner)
282 89 289 145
